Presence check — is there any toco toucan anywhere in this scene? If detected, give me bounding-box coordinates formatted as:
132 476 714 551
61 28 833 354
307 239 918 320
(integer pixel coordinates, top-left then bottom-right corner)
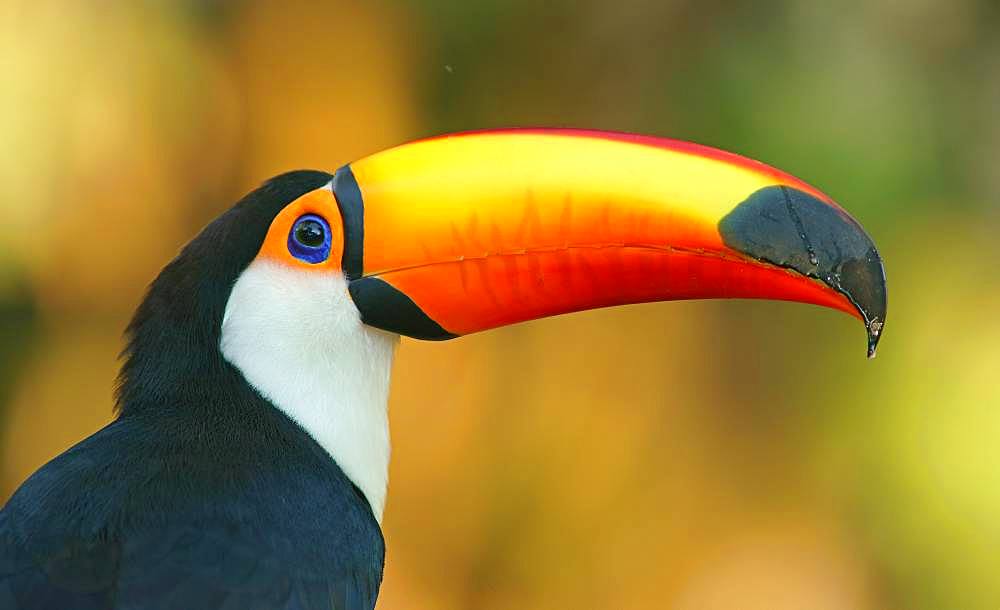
0 129 886 609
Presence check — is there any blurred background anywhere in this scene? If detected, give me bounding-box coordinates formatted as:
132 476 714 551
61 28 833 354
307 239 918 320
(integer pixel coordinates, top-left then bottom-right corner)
1 0 998 608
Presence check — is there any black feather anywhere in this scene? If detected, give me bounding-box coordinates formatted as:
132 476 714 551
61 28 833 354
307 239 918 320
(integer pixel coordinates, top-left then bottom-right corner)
1 171 384 610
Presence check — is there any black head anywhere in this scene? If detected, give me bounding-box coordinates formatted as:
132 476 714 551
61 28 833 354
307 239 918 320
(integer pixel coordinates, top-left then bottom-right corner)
115 170 332 415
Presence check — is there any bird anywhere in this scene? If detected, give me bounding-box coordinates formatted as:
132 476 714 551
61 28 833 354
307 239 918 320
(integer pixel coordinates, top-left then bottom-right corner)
0 128 886 609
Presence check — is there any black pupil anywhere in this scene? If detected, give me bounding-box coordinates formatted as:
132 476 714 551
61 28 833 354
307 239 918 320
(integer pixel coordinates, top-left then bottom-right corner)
295 220 325 247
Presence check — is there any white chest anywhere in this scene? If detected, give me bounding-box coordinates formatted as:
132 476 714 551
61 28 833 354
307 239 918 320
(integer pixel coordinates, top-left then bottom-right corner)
220 260 398 521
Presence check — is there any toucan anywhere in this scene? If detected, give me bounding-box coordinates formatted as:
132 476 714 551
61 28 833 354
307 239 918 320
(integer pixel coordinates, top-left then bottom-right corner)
0 129 886 609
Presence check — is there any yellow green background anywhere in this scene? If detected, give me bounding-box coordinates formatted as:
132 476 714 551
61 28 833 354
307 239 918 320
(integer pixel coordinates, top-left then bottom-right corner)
2 1 997 608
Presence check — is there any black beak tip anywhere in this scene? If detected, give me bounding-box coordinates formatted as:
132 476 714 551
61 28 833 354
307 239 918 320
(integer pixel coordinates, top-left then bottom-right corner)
719 185 888 358
848 248 887 359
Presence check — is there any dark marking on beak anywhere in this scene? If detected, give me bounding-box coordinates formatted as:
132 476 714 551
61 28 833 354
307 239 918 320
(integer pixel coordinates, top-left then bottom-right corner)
349 277 457 340
332 165 365 281
719 186 887 357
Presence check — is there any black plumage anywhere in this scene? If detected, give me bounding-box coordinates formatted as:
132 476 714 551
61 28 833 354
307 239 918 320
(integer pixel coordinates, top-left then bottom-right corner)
1 172 384 609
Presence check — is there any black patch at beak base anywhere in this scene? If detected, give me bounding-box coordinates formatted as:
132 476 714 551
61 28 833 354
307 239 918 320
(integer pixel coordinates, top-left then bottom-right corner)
348 277 457 340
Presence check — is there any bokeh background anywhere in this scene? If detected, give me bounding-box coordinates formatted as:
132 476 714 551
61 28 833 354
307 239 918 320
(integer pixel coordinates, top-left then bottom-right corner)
2 1 998 608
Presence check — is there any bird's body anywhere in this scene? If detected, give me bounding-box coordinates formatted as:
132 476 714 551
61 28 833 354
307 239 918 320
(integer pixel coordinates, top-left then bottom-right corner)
1 402 383 610
0 129 887 609
2 171 384 609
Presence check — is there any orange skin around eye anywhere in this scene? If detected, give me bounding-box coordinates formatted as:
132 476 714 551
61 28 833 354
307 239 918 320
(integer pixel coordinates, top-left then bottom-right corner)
256 188 345 270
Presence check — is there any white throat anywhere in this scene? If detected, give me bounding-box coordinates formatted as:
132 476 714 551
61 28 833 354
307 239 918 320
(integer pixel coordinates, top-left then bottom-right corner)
220 259 398 521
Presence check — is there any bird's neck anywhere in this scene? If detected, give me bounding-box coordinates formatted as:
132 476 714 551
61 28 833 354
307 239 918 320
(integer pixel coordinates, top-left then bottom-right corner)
219 260 398 521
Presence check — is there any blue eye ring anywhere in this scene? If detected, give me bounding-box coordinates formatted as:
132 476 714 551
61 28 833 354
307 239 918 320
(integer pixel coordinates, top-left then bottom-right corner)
288 214 332 264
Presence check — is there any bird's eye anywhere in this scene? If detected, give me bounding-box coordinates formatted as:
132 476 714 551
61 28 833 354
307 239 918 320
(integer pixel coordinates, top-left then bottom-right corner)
287 214 331 264
295 220 325 247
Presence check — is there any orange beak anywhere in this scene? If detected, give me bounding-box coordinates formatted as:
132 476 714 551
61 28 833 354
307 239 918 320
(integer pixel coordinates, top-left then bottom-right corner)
334 129 886 356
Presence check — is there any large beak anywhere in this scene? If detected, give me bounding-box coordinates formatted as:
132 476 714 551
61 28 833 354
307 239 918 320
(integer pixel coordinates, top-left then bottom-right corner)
332 129 887 357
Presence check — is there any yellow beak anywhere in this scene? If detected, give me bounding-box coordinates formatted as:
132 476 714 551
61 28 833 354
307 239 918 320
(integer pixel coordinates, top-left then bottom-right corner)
332 129 886 356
